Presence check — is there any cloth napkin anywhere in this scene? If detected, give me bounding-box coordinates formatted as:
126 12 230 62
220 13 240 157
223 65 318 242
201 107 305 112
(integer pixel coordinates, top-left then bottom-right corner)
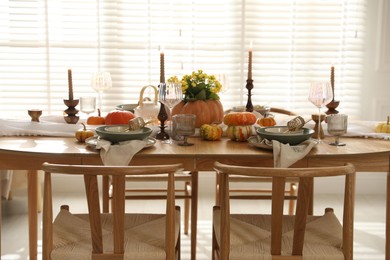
96 139 147 166
272 139 317 168
0 117 87 137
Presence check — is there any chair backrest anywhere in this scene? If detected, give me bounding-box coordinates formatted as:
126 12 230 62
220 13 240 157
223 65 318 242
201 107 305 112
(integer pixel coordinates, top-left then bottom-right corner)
213 161 356 259
42 162 183 260
269 107 297 116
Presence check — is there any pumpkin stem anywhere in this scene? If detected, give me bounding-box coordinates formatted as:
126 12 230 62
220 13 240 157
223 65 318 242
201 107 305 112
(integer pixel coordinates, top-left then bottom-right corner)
81 123 86 130
387 116 389 125
97 108 101 117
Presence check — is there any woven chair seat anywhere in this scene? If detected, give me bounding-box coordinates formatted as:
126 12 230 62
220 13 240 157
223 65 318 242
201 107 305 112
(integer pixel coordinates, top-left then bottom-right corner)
51 208 180 260
213 209 344 260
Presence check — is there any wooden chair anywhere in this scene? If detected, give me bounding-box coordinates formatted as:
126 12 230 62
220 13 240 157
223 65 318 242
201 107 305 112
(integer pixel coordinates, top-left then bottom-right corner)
42 162 183 260
212 162 355 260
216 107 299 215
102 171 193 235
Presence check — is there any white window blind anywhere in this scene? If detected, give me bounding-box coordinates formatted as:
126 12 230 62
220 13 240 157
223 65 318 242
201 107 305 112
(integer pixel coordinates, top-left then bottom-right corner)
0 0 366 119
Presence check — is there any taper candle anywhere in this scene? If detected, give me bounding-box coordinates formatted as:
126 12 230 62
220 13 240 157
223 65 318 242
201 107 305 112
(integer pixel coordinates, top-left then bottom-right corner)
68 69 74 100
160 47 165 83
330 64 335 100
248 42 252 80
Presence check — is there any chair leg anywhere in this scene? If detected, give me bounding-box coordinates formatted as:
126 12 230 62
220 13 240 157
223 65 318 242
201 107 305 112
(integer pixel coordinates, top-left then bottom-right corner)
215 172 220 206
184 181 191 235
288 182 298 215
37 182 42 213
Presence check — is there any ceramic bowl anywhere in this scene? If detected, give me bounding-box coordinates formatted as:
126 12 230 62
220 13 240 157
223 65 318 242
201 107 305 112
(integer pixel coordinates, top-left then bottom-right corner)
256 126 314 145
116 104 138 113
95 125 152 143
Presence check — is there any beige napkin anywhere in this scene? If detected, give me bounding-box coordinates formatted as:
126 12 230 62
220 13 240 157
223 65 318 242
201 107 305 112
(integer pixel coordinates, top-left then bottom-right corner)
272 139 317 168
96 139 147 166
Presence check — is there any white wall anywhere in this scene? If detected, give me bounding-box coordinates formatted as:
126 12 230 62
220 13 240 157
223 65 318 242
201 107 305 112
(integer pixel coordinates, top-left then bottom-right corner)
363 0 390 120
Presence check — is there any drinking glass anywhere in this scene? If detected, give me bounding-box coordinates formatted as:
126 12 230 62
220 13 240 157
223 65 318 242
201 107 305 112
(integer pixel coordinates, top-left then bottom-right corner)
80 96 96 116
90 71 112 111
173 114 196 146
327 114 348 146
158 82 183 144
308 82 333 142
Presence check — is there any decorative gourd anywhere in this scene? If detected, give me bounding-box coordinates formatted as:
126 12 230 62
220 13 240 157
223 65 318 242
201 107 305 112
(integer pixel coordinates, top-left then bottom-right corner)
105 110 135 125
87 108 105 125
226 125 253 142
375 116 390 133
172 100 224 128
199 124 223 141
223 112 257 126
75 123 94 142
257 117 277 127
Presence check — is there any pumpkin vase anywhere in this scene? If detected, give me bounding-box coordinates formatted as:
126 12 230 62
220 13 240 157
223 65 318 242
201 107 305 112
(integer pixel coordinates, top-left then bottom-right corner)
172 100 224 128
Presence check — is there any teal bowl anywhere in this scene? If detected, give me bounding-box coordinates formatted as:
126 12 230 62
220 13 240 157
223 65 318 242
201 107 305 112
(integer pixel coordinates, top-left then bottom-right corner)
95 125 152 143
256 126 314 145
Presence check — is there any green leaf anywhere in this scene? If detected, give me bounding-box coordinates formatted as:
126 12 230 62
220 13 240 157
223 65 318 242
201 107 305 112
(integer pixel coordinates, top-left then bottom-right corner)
194 89 207 100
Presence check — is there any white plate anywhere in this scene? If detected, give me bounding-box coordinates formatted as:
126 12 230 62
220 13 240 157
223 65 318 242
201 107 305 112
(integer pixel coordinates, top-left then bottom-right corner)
85 136 156 150
247 136 273 150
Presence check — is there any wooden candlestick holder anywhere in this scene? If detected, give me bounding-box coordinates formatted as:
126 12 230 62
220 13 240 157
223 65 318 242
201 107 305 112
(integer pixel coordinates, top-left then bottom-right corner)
155 101 170 141
245 79 254 112
63 99 79 124
311 114 326 140
325 100 340 115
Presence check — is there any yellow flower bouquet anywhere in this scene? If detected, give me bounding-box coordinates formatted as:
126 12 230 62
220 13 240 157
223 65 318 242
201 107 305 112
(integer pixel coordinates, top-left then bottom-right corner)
168 70 222 102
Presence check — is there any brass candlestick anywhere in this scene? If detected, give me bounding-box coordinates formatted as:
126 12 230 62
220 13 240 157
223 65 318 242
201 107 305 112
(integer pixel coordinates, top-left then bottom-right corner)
311 114 325 140
63 99 79 124
325 100 340 115
245 79 254 112
155 83 169 140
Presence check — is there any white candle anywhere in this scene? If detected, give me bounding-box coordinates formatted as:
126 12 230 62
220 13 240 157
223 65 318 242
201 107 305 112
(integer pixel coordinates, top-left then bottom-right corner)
248 42 253 80
160 47 165 83
68 69 73 100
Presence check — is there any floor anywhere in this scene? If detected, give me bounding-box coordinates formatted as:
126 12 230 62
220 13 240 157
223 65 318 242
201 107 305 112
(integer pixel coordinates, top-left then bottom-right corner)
1 181 387 260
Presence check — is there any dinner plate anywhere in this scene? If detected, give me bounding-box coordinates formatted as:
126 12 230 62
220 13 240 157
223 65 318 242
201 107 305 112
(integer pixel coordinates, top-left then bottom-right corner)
85 136 156 150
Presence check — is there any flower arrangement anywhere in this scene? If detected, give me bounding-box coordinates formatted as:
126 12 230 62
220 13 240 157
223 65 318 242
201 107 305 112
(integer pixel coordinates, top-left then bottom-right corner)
168 70 222 102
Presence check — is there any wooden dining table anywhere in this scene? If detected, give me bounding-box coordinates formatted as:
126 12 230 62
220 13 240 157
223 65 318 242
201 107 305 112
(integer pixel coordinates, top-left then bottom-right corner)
0 135 389 260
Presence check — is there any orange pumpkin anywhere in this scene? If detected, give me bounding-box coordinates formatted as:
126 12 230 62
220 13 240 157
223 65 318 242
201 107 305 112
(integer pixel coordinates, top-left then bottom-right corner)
105 110 135 125
223 112 257 126
172 100 224 128
87 108 105 125
257 117 277 127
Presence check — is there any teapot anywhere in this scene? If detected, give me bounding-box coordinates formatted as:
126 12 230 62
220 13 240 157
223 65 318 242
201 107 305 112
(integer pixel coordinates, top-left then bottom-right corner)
134 85 160 124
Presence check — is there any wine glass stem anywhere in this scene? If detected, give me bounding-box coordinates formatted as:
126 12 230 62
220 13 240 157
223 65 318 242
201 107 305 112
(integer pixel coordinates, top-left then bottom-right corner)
317 107 321 142
335 136 340 145
98 91 103 111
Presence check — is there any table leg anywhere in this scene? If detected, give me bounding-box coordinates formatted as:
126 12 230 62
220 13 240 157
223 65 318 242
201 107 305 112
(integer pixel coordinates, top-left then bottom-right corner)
27 170 38 260
387 171 390 260
0 170 2 256
191 171 198 260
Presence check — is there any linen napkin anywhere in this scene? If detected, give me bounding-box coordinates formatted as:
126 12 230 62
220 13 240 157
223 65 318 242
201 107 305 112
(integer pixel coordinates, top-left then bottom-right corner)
96 139 147 166
272 139 317 168
0 117 85 137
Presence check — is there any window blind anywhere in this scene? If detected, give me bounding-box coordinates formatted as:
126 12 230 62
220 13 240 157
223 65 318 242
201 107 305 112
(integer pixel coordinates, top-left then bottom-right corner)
0 0 366 119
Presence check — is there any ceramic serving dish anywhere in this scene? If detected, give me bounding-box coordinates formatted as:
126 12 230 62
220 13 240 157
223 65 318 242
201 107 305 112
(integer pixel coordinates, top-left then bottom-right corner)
95 125 152 143
256 126 314 145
